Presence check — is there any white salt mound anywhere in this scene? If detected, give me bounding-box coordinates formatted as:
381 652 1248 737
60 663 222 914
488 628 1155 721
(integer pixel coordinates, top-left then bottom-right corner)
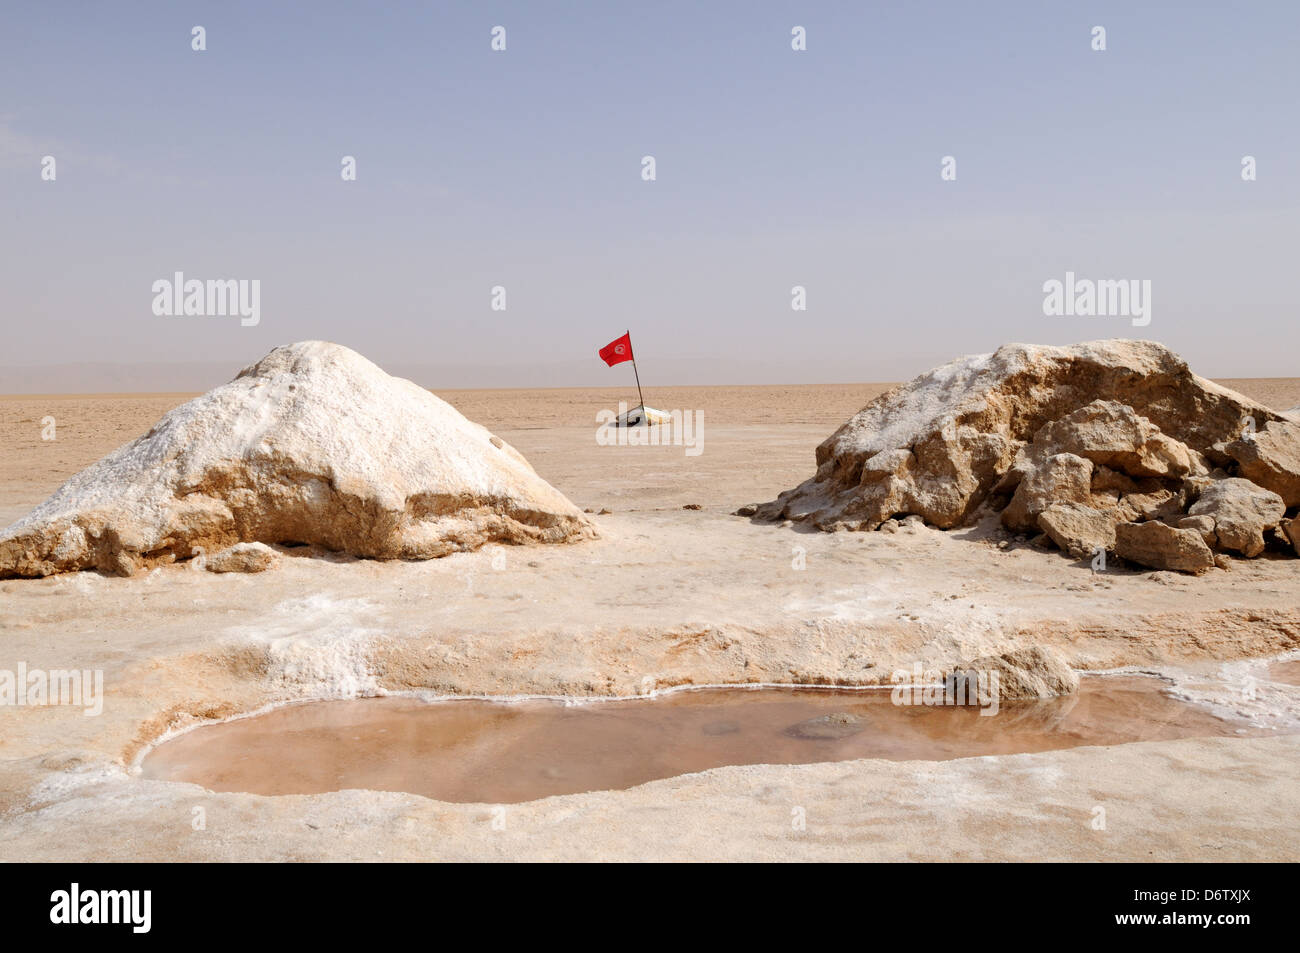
0 341 595 577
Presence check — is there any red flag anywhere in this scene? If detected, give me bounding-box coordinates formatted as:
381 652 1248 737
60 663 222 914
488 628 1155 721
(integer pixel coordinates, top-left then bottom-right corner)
598 332 634 367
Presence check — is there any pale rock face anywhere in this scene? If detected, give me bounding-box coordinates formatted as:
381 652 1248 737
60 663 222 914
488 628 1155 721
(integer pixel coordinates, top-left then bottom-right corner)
1225 420 1300 507
0 341 595 577
1037 502 1117 560
1187 478 1286 558
205 542 280 574
759 340 1277 531
1114 522 1216 574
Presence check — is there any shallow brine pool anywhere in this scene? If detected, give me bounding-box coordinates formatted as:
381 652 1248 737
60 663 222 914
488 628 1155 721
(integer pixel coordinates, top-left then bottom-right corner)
141 676 1254 803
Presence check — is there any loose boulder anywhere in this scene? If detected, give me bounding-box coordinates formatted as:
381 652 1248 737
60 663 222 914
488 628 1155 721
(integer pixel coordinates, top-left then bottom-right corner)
1025 399 1198 480
785 712 866 740
1001 453 1093 532
1115 521 1215 574
1037 502 1117 560
950 646 1079 701
1283 518 1300 558
205 542 280 574
1117 486 1186 523
1175 514 1218 549
0 341 595 577
1186 478 1285 558
1225 420 1300 507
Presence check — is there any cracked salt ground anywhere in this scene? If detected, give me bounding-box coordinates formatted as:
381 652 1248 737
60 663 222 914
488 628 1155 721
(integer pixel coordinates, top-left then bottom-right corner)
139 676 1264 804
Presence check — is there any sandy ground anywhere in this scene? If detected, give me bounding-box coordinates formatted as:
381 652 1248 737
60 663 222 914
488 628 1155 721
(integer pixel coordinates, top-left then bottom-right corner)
2 380 1300 862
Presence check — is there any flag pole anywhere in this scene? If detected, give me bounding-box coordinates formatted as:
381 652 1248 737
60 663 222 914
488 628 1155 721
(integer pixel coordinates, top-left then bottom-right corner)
628 329 646 413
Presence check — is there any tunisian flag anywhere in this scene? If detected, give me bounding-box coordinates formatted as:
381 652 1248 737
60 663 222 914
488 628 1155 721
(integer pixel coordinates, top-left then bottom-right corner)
598 332 634 367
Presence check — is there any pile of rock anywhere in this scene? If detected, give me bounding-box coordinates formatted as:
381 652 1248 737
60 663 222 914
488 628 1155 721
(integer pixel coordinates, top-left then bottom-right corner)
0 341 595 577
757 340 1300 574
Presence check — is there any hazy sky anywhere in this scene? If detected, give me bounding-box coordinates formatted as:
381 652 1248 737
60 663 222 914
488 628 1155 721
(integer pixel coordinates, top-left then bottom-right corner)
3 1 1298 390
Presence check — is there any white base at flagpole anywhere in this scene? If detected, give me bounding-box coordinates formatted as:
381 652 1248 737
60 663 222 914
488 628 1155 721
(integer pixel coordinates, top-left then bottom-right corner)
614 405 670 427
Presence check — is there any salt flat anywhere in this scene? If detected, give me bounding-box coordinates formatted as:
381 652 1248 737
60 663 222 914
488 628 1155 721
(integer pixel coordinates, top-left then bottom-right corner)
1 381 1299 861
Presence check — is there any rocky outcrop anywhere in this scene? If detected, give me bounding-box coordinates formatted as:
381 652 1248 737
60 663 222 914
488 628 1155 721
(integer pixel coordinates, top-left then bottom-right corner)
0 342 595 577
757 340 1299 575
1115 521 1216 574
1186 478 1285 558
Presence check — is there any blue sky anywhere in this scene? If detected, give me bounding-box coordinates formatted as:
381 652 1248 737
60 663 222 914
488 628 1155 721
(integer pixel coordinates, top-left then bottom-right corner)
3 1 1298 387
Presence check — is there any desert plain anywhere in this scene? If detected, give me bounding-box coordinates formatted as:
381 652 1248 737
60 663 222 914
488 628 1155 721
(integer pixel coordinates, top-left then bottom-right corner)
2 378 1299 861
